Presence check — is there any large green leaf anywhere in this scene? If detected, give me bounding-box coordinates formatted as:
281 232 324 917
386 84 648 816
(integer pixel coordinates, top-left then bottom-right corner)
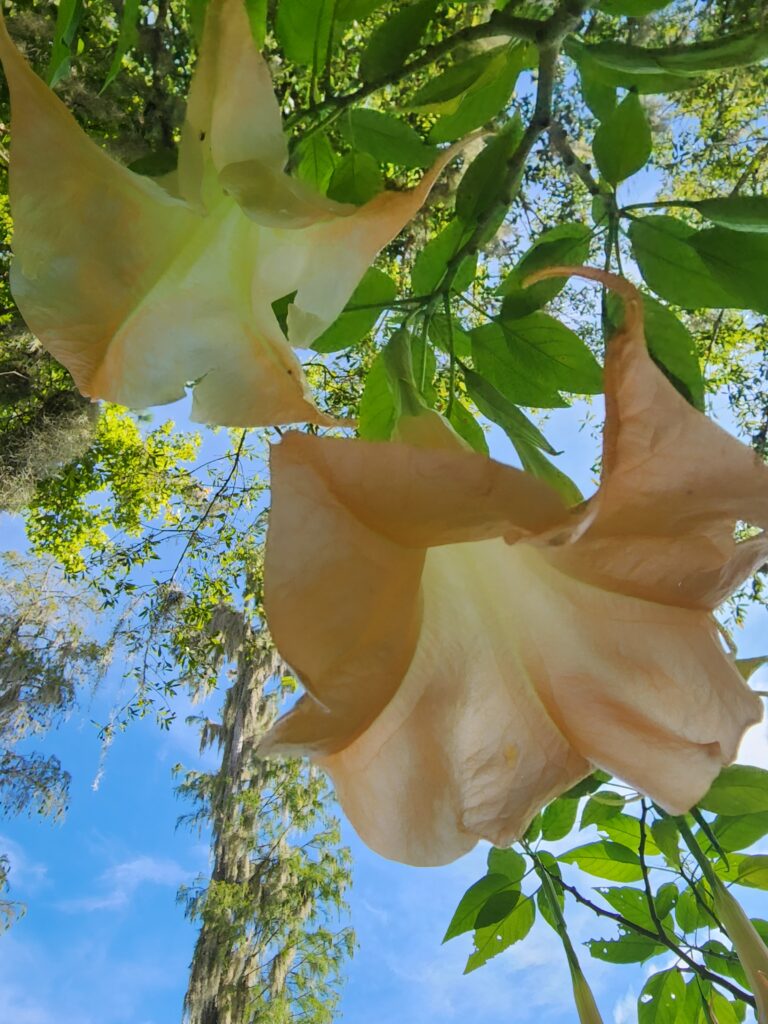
358 351 395 440
559 840 643 881
606 293 704 409
690 227 768 314
428 44 528 143
592 91 652 185
326 151 383 204
599 0 672 14
675 887 712 933
471 321 567 407
103 0 140 90
599 813 660 855
699 765 768 815
411 219 476 295
638 969 686 1024
628 216 737 308
359 0 437 83
335 0 384 20
597 885 661 931
465 896 535 973
340 109 436 169
651 817 681 868
581 793 623 829
455 118 524 225
312 267 396 352
486 846 526 883
688 195 768 234
428 313 472 359
448 400 488 454
499 223 593 316
513 437 584 506
541 796 580 841
710 811 768 853
568 38 702 94
409 47 501 109
276 0 335 71
443 873 517 942
46 0 84 86
461 367 557 453
294 132 339 193
578 61 617 120
588 931 665 963
494 313 603 396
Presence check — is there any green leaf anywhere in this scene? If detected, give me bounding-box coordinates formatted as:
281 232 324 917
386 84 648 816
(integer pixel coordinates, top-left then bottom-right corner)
428 313 472 360
576 26 768 78
579 61 617 120
294 132 339 193
597 885 658 929
675 887 712 933
541 796 580 841
638 969 686 1024
628 216 737 308
599 0 673 14
699 765 768 815
428 44 528 143
563 773 609 800
710 811 768 853
358 352 395 440
244 0 267 47
592 91 652 185
327 152 383 205
655 883 679 921
448 401 488 454
335 0 384 19
559 841 643 881
474 889 521 928
443 873 516 941
312 268 396 353
494 314 603 396
46 0 84 86
486 847 526 883
276 0 335 71
651 817 681 868
102 0 140 90
128 149 178 177
599 813 660 855
689 196 768 234
471 321 566 408
359 0 437 83
461 367 557 453
568 38 702 94
581 793 623 829
499 223 593 316
271 290 298 334
606 293 704 409
588 932 665 963
465 896 535 973
410 47 500 108
340 109 436 169
411 219 475 295
690 227 768 314
513 439 584 506
736 655 768 681
455 118 524 225
733 854 768 890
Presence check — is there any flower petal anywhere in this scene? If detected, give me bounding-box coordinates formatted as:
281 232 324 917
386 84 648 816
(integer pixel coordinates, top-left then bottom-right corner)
528 267 768 609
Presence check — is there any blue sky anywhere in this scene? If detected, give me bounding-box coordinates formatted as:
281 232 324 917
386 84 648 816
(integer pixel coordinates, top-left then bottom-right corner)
2 387 767 1024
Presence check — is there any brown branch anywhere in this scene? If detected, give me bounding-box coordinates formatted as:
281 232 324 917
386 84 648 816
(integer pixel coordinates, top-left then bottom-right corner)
549 121 602 196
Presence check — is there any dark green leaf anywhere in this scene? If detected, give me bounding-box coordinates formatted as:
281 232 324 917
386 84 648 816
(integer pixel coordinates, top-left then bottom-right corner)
448 400 488 454
359 0 437 83
541 797 580 841
588 932 665 963
461 366 558 454
638 969 686 1024
690 227 768 314
358 352 395 440
455 118 524 225
562 773 607 800
128 150 178 177
606 293 704 409
327 152 383 205
443 873 515 941
599 0 673 14
689 196 768 234
465 896 535 972
486 847 526 883
651 817 681 868
629 216 737 308
579 60 617 120
411 219 475 295
559 841 643 881
428 44 528 143
593 91 652 185
710 811 768 853
410 47 500 108
103 0 140 90
294 132 339 193
428 313 472 359
655 882 678 921
340 109 436 169
471 321 566 408
312 268 396 352
276 0 335 71
567 38 703 94
46 0 84 86
675 887 712 933
494 313 603 396
699 765 768 815
475 889 521 928
335 0 384 19
499 223 593 316
271 291 298 335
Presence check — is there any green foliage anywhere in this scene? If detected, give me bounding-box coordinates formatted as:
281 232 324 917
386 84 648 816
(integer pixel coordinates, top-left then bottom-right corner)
592 90 652 185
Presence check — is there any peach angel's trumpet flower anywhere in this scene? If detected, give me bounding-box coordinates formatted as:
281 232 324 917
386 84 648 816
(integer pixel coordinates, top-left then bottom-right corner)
257 267 768 868
0 0 462 428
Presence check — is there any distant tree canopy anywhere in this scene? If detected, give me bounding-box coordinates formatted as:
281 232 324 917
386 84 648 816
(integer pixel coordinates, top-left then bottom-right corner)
1 0 767 1021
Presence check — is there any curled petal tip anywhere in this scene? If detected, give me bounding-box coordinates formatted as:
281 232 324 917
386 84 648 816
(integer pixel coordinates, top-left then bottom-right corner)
523 264 644 335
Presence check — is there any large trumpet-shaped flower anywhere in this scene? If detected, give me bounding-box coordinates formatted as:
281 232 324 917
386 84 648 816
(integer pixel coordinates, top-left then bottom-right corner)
0 0 457 426
259 268 768 866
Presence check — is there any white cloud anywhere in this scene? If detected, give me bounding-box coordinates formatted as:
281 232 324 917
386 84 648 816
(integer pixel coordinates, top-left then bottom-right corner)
58 854 192 912
613 987 636 1024
0 834 49 895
